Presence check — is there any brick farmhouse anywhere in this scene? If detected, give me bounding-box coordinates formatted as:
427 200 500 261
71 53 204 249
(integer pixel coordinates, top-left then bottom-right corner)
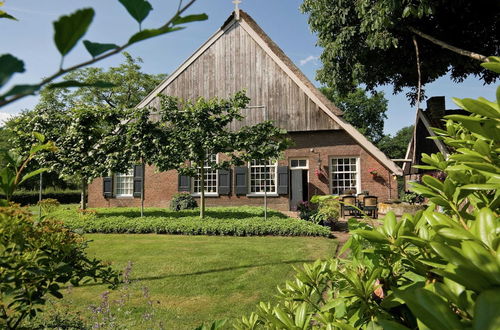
88 10 402 211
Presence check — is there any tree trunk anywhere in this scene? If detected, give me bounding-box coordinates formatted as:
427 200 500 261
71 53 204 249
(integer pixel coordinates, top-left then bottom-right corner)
141 159 145 217
81 179 87 210
200 166 205 219
408 26 489 62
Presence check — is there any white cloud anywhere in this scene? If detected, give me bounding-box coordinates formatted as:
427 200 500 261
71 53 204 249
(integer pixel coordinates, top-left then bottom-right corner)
0 112 13 127
299 55 319 66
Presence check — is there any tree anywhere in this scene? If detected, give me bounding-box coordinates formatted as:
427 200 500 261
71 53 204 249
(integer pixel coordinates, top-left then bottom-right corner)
301 0 499 103
377 125 414 160
7 54 164 208
320 87 388 143
0 0 206 108
154 91 290 219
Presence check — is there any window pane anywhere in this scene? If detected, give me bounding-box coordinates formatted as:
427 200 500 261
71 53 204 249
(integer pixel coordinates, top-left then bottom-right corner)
115 169 134 196
249 160 276 193
193 153 218 194
331 158 358 194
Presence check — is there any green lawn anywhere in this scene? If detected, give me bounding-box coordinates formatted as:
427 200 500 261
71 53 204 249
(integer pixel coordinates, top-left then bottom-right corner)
46 234 337 329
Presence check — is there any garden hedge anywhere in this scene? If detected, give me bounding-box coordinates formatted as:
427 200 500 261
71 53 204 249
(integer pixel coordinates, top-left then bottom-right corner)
63 216 331 237
1 191 81 205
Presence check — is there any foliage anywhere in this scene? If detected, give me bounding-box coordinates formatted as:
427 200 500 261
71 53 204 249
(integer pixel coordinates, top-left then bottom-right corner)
400 191 424 204
0 134 55 203
37 198 61 215
0 0 206 108
7 54 164 208
321 87 388 143
233 74 499 328
170 192 198 211
310 195 340 225
0 205 120 328
301 0 499 102
50 206 331 237
154 91 291 218
0 190 82 206
377 125 414 160
297 201 316 221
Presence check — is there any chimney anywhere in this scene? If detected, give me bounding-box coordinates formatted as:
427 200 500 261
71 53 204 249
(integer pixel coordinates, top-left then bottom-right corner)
426 96 446 121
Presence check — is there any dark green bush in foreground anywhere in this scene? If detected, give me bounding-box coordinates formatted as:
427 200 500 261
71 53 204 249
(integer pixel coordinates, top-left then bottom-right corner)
170 192 197 211
0 190 81 205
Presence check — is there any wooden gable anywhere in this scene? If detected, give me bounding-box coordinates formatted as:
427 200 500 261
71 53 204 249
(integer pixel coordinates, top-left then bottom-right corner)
139 10 403 175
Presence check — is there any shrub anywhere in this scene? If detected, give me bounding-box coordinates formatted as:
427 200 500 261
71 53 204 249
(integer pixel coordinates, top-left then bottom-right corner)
37 198 61 214
0 190 82 205
233 60 500 329
62 216 331 237
309 195 340 225
296 201 316 221
170 192 197 211
0 205 120 328
400 191 424 204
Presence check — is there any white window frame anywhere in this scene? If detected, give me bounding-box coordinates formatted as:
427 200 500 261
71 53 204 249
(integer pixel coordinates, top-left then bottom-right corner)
114 168 134 197
329 157 361 195
192 154 219 196
248 160 278 196
289 158 309 170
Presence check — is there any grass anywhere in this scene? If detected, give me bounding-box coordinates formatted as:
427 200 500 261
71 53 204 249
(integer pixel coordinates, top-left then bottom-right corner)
44 234 337 329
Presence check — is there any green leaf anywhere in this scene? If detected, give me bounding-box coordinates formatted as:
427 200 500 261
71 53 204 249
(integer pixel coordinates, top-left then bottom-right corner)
461 183 498 190
461 98 500 119
172 13 208 25
375 319 410 330
53 8 95 56
0 84 40 99
473 289 500 330
128 26 185 45
47 80 116 89
83 40 119 58
383 211 397 237
0 54 25 87
395 287 463 329
0 10 17 20
353 229 387 243
20 168 48 184
118 0 152 24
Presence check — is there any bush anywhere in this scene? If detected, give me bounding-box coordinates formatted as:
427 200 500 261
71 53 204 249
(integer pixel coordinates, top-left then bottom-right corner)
37 198 61 214
0 190 81 205
400 191 424 204
170 192 197 211
233 60 500 329
0 205 120 328
310 195 340 225
52 206 331 237
296 201 316 221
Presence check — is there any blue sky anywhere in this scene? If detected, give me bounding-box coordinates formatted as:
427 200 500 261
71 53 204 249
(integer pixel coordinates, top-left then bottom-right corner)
1 0 496 135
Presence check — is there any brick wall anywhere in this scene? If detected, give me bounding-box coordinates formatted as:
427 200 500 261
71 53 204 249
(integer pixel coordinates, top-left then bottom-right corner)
88 130 399 210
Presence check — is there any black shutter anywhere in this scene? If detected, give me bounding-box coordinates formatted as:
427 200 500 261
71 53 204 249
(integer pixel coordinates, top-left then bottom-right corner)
178 174 191 192
103 176 113 198
133 164 144 197
277 166 289 195
235 167 248 195
218 169 231 195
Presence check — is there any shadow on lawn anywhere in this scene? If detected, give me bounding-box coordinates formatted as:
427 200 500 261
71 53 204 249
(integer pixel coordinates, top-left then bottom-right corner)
80 259 314 287
95 209 289 220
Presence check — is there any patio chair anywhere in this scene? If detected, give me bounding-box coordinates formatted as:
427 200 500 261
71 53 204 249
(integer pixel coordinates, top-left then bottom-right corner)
362 196 378 218
341 195 358 217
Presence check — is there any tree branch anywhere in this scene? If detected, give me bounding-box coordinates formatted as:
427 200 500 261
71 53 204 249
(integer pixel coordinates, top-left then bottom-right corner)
408 26 490 62
0 0 198 108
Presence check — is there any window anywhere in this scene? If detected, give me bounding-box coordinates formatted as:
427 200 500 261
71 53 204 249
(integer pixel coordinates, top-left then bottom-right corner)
193 154 218 194
290 159 308 169
330 157 359 195
249 160 277 194
114 169 134 197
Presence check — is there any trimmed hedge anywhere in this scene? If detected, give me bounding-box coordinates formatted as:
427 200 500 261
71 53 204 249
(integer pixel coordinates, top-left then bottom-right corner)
1 191 81 205
51 206 331 237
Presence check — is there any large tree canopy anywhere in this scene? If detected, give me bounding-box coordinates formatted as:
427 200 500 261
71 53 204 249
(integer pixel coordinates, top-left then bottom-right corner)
377 125 414 160
321 87 387 143
302 0 499 102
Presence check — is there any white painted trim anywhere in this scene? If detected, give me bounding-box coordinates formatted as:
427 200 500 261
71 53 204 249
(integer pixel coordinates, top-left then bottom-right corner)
328 156 361 195
247 160 278 194
136 19 238 109
239 19 402 176
289 158 309 169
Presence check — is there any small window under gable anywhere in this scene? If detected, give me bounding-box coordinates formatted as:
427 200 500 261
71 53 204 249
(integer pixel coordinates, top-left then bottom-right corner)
249 160 278 194
193 154 218 195
114 169 134 197
330 157 360 195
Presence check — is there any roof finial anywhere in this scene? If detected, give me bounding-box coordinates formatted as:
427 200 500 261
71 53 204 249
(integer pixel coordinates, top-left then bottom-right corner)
232 0 241 19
